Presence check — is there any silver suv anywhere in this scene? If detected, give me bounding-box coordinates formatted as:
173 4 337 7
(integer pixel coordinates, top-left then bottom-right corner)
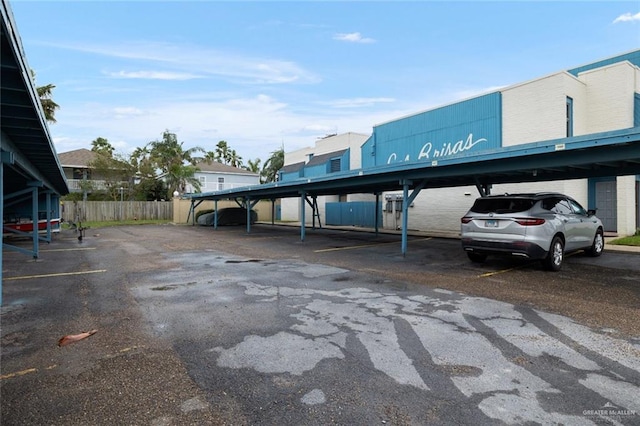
460 192 604 271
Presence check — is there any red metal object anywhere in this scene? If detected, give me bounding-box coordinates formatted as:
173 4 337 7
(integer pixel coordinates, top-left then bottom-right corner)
3 218 61 233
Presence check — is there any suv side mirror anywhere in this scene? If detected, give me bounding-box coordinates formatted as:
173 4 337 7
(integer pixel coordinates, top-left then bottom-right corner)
587 209 597 217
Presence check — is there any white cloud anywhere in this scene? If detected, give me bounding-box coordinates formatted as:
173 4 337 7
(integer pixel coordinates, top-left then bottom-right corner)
301 124 337 133
333 32 376 44
47 40 320 84
613 12 640 23
112 106 146 119
106 70 202 80
326 97 395 108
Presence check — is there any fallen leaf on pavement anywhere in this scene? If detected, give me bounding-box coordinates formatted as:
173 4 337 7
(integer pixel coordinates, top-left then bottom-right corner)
58 329 98 347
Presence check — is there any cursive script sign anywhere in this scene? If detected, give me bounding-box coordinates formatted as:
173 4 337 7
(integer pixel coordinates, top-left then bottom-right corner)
387 133 487 164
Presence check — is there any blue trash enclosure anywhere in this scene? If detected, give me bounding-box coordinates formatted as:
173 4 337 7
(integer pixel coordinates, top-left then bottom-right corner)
326 201 382 228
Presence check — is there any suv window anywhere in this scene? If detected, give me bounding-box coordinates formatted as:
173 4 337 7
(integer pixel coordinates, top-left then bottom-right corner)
542 197 572 214
568 199 587 215
471 198 535 214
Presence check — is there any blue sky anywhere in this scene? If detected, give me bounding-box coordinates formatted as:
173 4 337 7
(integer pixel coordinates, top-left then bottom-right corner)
10 1 640 164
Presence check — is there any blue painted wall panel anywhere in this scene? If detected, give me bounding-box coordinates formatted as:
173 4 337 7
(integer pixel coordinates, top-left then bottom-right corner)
304 163 328 178
294 149 352 179
635 93 640 128
280 171 302 182
340 150 350 171
361 135 375 169
363 92 502 167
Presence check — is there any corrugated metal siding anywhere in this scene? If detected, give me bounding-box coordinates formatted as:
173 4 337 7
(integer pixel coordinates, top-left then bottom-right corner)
366 92 502 166
568 50 640 76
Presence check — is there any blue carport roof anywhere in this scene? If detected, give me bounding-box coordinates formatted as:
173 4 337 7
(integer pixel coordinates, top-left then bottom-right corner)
1 0 68 196
188 127 640 201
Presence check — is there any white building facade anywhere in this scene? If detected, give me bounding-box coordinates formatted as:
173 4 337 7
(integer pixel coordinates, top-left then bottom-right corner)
185 161 260 194
280 50 640 237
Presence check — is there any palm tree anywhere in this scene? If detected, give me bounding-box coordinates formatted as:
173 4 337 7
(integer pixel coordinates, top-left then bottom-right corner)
214 140 231 164
32 70 59 123
228 149 243 168
204 151 217 164
91 137 115 157
245 158 261 173
147 130 204 196
261 147 284 183
165 163 201 195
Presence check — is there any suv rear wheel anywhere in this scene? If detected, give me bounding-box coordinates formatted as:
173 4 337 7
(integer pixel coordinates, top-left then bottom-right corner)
544 236 564 271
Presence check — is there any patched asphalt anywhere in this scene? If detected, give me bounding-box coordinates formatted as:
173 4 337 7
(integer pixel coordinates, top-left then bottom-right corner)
2 224 639 425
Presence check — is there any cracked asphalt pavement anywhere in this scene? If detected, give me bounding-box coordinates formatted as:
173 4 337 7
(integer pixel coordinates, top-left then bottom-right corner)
2 224 639 425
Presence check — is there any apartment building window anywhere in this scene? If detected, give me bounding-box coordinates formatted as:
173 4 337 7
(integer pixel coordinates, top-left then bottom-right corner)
566 96 573 137
218 177 225 190
330 158 341 173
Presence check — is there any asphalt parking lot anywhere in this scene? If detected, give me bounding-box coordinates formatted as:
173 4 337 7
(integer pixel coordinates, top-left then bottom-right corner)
1 224 639 425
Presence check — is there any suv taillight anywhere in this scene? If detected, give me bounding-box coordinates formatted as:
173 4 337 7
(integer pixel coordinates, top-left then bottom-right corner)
515 218 545 226
461 217 472 224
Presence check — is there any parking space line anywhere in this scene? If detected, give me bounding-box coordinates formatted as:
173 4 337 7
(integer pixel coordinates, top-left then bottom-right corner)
3 270 107 281
40 247 96 252
478 265 526 277
315 238 432 253
0 368 37 380
477 252 580 277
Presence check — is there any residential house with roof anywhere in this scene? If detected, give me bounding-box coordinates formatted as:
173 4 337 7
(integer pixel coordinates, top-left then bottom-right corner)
58 148 110 194
183 161 260 194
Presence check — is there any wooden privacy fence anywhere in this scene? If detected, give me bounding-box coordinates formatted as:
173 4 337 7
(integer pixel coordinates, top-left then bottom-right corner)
61 201 173 222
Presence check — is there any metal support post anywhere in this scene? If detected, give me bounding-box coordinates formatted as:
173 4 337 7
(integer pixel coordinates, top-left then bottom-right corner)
31 186 39 258
246 197 251 234
271 199 275 225
401 182 409 256
45 191 52 242
300 191 306 241
214 200 218 229
374 193 380 236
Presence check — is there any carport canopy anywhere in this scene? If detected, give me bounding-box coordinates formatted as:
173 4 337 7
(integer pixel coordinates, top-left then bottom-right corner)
188 127 640 253
2 1 69 305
